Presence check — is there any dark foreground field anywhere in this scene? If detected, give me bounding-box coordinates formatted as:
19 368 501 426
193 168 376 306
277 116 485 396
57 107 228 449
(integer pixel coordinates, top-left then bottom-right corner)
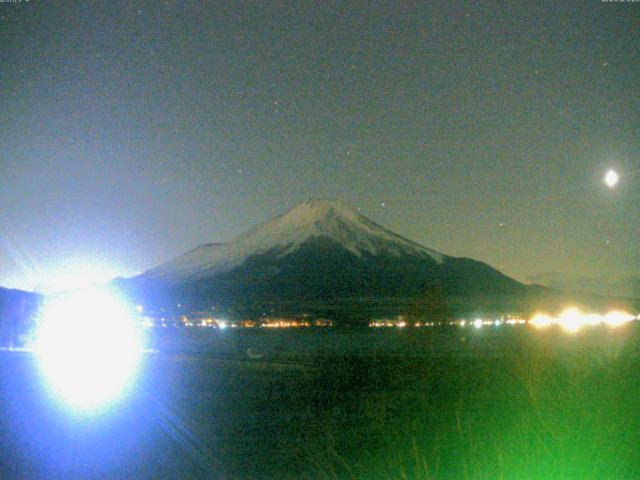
1 326 640 479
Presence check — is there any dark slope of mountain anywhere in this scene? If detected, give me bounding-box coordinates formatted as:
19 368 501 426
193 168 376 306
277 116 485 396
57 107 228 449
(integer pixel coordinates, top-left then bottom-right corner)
121 199 540 319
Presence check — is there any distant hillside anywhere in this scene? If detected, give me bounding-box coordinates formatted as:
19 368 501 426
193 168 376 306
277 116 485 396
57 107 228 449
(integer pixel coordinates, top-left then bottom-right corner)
118 199 639 322
0 287 41 346
120 199 549 320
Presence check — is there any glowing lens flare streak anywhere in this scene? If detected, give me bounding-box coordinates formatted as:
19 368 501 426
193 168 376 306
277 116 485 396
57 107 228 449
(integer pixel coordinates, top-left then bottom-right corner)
528 308 636 333
530 313 553 329
604 311 634 328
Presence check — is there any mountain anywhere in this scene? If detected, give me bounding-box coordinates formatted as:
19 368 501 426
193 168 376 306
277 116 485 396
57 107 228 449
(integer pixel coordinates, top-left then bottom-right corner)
139 199 445 282
0 287 42 346
122 199 539 320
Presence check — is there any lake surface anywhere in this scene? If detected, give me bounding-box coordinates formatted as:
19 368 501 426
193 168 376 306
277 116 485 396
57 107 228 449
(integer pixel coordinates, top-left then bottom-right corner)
148 324 635 358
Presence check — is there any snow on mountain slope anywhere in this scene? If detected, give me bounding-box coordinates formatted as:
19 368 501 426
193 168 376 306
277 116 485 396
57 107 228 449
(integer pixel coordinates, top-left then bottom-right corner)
139 199 444 282
143 243 225 280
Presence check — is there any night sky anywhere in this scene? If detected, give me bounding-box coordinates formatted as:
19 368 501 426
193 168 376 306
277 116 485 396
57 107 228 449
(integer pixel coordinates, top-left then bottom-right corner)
1 1 638 295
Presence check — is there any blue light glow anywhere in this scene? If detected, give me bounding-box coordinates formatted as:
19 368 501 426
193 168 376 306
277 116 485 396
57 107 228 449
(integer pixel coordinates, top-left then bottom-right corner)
33 287 143 412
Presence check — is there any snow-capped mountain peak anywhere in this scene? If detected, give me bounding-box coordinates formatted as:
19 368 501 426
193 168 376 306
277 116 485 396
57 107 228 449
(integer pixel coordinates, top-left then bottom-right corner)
139 199 444 281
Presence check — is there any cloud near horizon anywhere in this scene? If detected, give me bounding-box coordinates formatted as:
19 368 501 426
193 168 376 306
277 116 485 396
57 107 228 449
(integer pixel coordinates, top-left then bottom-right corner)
527 272 640 299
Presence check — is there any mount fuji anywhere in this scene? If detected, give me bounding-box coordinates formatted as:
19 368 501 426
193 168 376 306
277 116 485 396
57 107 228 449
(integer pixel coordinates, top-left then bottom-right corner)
122 199 533 318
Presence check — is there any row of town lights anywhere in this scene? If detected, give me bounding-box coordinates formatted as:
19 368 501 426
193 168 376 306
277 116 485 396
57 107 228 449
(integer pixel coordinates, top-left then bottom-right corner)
368 309 637 333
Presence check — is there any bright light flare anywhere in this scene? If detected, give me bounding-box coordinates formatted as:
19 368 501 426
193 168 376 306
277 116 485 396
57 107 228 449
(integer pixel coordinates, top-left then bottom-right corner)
604 169 619 188
530 313 553 329
34 260 134 294
33 287 143 412
558 307 584 334
529 308 636 333
584 313 603 327
604 310 634 328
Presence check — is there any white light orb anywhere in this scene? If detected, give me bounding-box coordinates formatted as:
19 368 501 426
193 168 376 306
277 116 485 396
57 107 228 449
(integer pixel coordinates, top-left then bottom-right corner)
604 169 619 188
558 307 584 334
33 288 143 412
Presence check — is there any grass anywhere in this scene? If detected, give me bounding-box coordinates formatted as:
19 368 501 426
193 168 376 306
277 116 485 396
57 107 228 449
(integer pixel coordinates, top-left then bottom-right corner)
284 327 640 479
2 325 639 479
